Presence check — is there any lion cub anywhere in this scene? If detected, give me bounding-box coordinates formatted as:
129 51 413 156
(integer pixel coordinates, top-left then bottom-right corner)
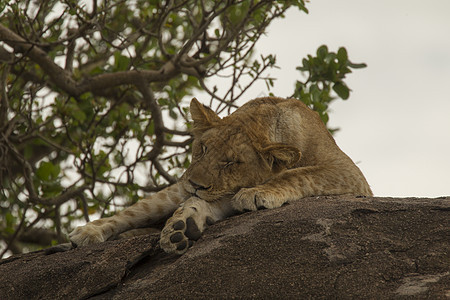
70 97 372 254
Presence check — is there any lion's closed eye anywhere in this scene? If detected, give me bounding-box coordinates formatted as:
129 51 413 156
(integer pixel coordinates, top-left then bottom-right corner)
219 160 243 169
193 144 207 159
219 161 234 168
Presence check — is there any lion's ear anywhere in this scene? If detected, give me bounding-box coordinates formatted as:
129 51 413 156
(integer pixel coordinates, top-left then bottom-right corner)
261 144 301 171
190 98 221 131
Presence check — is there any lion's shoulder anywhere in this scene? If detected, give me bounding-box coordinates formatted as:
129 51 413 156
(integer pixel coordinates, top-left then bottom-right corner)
226 97 330 146
233 97 319 123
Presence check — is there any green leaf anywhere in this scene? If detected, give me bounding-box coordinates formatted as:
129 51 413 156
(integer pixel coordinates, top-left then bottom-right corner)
24 145 33 160
347 61 367 69
114 52 130 71
333 82 350 100
321 112 329 124
36 161 60 181
317 45 328 60
67 98 87 123
72 109 87 123
169 109 178 120
5 212 15 227
337 47 348 63
41 181 63 198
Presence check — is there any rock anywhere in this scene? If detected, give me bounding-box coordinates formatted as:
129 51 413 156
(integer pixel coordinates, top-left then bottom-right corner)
0 196 448 299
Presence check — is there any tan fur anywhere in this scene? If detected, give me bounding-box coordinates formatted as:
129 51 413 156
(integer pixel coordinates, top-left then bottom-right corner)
70 97 372 254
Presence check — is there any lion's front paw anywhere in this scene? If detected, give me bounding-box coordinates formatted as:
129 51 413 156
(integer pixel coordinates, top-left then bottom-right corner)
160 206 212 255
69 224 107 247
232 187 284 212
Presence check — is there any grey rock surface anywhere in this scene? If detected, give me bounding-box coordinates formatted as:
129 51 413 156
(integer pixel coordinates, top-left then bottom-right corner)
0 196 448 299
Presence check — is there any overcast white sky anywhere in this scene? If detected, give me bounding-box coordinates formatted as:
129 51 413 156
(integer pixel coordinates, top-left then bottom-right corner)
236 0 450 197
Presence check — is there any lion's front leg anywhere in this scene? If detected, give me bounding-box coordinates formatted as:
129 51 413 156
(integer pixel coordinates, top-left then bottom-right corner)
233 186 292 212
232 167 313 212
70 183 186 247
160 197 233 254
232 165 366 212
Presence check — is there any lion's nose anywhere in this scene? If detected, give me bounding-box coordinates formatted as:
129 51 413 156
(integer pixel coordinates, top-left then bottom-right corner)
189 179 210 190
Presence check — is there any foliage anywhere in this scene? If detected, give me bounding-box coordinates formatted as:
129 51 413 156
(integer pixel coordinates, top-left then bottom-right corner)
0 0 364 258
292 45 367 132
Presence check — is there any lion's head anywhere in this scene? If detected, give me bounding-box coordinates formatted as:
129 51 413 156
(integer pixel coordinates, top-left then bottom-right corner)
182 98 301 202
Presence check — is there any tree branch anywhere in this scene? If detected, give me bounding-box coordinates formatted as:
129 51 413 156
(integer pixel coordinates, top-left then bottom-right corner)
0 24 200 97
38 186 87 207
0 24 79 95
136 80 165 161
153 160 176 184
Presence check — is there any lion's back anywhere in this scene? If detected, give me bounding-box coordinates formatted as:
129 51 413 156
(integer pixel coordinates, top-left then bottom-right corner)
227 97 372 196
230 97 335 159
